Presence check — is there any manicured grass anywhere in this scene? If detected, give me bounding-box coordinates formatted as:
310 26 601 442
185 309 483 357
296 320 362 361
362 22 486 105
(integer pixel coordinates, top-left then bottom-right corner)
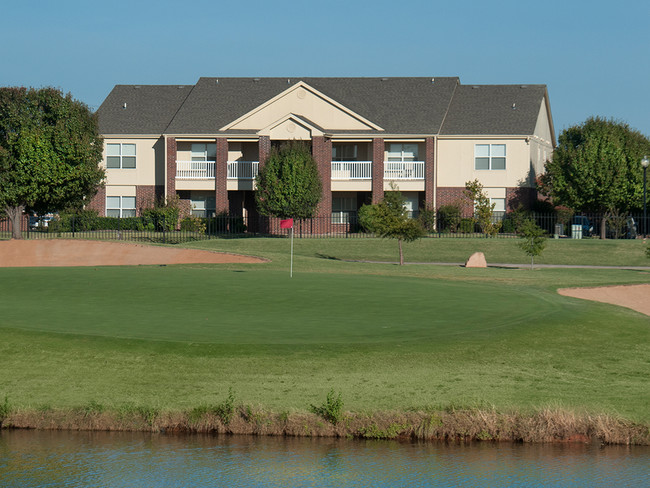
185 235 650 267
0 245 648 423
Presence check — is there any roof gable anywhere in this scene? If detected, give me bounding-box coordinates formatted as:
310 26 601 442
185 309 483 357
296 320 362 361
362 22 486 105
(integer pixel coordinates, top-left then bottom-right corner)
221 81 383 132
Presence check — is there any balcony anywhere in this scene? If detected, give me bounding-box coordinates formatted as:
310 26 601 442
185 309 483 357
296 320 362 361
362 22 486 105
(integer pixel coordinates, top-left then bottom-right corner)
384 161 425 180
176 161 215 179
331 161 372 180
228 161 259 180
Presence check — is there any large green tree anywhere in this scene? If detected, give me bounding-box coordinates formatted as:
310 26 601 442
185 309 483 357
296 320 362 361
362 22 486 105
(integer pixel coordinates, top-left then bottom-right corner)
358 184 425 265
0 87 105 239
255 141 322 220
538 117 650 239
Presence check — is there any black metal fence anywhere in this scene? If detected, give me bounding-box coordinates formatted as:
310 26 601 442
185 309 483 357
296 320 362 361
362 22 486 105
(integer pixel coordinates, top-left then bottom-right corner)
0 212 646 242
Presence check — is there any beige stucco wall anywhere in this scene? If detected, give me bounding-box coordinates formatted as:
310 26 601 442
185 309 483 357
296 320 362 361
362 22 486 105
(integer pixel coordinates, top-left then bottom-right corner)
529 101 555 176
384 180 425 191
105 185 136 197
331 180 372 192
226 85 376 131
436 138 533 188
176 180 216 191
102 138 159 186
228 142 259 161
227 180 255 191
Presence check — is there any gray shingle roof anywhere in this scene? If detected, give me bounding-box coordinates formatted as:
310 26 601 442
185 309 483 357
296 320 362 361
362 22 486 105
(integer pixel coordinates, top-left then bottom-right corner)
439 84 548 135
97 78 550 137
97 85 193 134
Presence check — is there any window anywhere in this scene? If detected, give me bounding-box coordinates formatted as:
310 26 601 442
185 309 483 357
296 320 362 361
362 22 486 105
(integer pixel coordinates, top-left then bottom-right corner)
475 144 506 170
106 196 136 217
332 144 358 162
388 143 418 162
191 143 216 161
331 196 357 224
191 195 216 218
106 143 136 169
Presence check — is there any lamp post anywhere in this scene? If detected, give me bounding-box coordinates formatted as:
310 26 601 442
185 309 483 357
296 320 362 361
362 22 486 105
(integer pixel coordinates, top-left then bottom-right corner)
642 156 649 238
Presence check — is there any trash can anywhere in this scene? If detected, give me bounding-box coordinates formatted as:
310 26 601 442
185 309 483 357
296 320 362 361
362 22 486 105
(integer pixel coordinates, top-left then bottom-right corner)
554 223 564 239
571 224 583 239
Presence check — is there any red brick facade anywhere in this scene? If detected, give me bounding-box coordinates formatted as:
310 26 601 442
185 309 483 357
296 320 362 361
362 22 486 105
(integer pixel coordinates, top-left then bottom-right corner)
166 137 177 199
87 186 106 215
312 136 332 219
136 185 164 213
437 186 538 214
215 138 229 212
258 136 271 168
371 138 384 203
424 137 435 208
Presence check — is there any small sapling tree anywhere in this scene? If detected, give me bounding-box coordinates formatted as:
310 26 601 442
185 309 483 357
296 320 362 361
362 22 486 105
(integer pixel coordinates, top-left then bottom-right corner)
464 179 501 236
358 183 424 265
518 219 547 269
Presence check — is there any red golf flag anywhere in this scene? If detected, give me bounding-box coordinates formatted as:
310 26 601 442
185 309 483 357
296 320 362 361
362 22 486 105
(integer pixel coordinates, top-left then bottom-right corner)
280 218 293 229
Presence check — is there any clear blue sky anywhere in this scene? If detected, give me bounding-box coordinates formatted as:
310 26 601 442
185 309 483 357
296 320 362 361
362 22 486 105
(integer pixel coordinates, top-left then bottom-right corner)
3 0 649 139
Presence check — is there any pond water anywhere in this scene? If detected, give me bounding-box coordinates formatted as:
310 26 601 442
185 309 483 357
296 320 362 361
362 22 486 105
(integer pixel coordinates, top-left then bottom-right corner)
1 430 648 487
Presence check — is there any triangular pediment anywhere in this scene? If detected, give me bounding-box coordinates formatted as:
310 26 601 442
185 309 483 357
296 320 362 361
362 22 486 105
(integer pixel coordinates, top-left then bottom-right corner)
220 81 383 133
259 114 323 140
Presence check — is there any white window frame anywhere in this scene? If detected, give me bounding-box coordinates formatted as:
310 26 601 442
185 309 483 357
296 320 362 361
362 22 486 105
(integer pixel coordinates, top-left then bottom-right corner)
190 194 216 218
332 144 358 162
388 143 418 162
106 143 136 169
331 195 357 224
475 144 506 170
191 143 217 162
106 196 136 218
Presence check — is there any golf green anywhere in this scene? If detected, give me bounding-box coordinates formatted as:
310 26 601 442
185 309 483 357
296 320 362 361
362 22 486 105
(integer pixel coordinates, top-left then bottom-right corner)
2 266 557 344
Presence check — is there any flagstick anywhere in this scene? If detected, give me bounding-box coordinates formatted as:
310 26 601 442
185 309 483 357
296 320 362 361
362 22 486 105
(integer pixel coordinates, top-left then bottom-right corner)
290 225 294 278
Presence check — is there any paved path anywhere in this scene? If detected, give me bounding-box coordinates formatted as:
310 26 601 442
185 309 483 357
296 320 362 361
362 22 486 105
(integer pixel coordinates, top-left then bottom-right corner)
349 260 650 270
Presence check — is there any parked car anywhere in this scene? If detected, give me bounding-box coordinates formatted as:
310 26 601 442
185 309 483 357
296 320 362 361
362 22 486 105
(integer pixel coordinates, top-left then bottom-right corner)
571 215 593 237
29 215 54 229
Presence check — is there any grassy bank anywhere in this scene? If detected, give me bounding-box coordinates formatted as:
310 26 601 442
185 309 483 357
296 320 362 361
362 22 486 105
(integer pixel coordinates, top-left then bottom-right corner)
0 238 648 444
4 405 649 445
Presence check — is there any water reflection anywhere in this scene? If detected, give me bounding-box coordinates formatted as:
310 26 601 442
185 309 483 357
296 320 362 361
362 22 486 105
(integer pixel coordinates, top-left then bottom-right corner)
0 430 648 487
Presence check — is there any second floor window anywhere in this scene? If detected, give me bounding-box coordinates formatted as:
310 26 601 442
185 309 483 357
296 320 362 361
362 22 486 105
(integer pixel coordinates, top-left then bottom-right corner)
106 143 136 169
388 143 418 162
191 143 216 161
332 144 358 161
475 144 506 170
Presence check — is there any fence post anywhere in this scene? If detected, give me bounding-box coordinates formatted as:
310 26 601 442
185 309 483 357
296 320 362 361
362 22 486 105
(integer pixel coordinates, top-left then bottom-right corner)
72 215 75 239
162 215 166 244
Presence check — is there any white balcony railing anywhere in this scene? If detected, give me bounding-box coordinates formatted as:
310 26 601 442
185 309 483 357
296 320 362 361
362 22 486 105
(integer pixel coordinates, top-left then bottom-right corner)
384 161 425 180
176 161 215 179
331 161 372 180
228 161 259 179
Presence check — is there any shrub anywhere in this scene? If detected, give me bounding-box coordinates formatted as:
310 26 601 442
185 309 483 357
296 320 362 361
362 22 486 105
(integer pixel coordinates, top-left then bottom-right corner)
214 388 236 425
141 196 180 231
180 216 207 234
437 204 461 232
310 389 343 425
418 205 436 232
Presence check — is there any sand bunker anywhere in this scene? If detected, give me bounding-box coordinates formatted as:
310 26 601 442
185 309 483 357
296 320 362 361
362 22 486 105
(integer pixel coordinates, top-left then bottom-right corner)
0 239 266 267
558 284 650 317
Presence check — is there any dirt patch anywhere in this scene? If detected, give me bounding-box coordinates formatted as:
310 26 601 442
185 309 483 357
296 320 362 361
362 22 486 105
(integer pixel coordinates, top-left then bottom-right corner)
0 240 267 267
558 284 650 317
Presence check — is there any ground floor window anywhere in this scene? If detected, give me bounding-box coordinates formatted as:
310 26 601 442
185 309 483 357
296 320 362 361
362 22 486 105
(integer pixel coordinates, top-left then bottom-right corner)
332 195 357 224
490 197 506 219
106 196 136 217
190 194 216 218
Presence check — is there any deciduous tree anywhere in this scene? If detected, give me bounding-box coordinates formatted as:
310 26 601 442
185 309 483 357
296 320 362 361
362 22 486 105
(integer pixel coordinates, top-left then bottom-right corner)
255 141 322 220
518 219 547 269
464 179 501 236
0 87 104 239
538 117 650 239
358 184 424 265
